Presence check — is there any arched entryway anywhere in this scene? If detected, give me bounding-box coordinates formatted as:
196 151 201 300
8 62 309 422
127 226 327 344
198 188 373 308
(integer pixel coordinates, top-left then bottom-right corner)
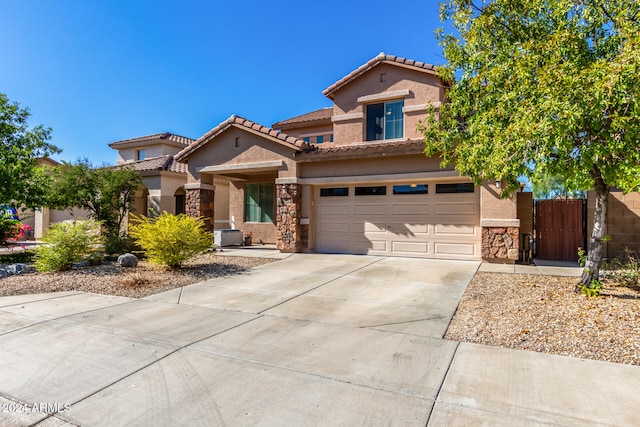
174 187 186 215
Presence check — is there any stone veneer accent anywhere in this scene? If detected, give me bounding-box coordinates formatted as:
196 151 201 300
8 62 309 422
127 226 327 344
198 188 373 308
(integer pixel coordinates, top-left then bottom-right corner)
276 183 301 253
185 188 214 231
482 227 520 261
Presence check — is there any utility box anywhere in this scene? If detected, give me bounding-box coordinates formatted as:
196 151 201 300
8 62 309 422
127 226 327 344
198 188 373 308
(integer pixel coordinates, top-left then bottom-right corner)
213 229 243 247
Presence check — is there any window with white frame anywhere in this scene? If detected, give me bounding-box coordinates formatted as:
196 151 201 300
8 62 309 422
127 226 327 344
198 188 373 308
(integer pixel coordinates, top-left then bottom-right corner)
366 100 404 141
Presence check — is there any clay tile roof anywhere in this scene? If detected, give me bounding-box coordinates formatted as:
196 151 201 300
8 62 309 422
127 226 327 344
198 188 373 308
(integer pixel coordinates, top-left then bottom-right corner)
272 107 333 130
322 53 437 99
176 114 311 161
121 155 187 174
108 132 195 148
297 139 424 159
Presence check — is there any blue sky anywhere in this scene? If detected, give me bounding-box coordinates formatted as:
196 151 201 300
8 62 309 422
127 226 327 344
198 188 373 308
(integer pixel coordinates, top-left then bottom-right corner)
2 1 449 165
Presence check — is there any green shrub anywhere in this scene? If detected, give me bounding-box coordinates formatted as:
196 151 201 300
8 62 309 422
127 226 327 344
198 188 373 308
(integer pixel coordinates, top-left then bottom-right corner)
104 233 141 255
128 212 213 268
34 219 104 272
579 279 604 297
0 250 36 264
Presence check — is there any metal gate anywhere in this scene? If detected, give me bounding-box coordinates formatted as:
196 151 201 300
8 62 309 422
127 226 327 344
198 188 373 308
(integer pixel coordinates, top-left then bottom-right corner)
535 199 585 261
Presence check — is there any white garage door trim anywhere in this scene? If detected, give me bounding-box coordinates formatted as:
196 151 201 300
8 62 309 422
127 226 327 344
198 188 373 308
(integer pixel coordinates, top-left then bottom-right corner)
315 182 480 260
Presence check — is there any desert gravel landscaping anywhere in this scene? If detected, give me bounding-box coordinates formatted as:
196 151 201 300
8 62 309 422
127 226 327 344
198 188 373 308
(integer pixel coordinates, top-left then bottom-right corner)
1 252 639 366
446 272 640 366
0 253 275 299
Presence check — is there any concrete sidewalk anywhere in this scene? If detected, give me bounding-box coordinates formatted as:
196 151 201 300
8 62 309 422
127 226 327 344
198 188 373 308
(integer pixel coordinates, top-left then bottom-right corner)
0 254 637 426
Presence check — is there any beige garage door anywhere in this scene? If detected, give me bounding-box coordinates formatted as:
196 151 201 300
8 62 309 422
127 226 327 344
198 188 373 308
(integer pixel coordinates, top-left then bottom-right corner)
315 182 480 260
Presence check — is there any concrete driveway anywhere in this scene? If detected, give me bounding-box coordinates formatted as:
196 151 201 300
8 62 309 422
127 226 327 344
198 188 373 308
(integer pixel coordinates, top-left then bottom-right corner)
1 253 639 426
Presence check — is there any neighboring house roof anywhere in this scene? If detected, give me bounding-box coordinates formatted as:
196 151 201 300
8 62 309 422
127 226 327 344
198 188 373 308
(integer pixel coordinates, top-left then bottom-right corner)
272 107 333 131
322 53 438 99
121 155 187 174
108 132 195 149
36 157 60 167
176 115 312 161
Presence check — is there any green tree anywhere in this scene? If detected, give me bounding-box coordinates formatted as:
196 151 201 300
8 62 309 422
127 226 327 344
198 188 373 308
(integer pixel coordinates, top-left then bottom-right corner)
532 174 586 200
420 0 640 286
0 93 60 207
47 159 142 240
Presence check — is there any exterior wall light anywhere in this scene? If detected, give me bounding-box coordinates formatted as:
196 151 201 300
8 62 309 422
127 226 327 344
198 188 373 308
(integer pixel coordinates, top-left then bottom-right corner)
495 180 501 189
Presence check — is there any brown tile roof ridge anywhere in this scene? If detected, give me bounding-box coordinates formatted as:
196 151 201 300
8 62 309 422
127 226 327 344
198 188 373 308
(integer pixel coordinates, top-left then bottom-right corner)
304 139 424 154
118 155 187 173
272 107 333 130
109 132 195 148
322 53 437 98
176 114 311 161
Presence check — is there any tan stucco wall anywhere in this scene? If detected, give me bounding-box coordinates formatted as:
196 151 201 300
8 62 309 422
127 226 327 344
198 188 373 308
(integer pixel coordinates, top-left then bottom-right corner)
116 143 185 164
214 181 230 229
587 190 640 258
330 63 444 144
300 154 446 179
480 181 517 221
282 123 333 141
185 127 300 183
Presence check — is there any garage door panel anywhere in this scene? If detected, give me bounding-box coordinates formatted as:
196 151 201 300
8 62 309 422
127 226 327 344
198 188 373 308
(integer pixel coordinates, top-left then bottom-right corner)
434 202 477 216
318 221 351 234
355 203 387 215
390 222 429 234
434 242 478 256
434 223 478 236
392 203 429 215
318 204 350 216
392 241 429 254
316 184 480 260
354 221 387 233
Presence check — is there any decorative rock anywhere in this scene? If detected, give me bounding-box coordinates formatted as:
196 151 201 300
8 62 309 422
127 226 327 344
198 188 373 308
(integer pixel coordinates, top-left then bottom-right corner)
6 263 28 275
117 253 139 268
72 261 90 269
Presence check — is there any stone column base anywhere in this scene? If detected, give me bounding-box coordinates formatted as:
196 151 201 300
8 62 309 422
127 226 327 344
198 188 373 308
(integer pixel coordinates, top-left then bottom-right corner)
482 227 520 262
276 183 301 253
185 188 214 231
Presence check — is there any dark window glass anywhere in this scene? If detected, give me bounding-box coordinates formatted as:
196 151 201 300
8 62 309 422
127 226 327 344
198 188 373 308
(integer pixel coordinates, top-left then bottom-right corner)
303 137 310 143
435 183 475 194
245 183 275 222
316 135 324 144
366 103 385 141
320 187 349 197
355 186 387 196
393 184 428 195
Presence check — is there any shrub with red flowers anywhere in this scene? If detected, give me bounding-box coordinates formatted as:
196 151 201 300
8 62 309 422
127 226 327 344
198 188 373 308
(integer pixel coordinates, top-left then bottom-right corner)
0 215 29 248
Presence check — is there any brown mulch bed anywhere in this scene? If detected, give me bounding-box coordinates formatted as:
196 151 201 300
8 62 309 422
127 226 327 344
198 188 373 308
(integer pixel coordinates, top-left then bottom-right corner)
445 272 640 366
0 253 276 299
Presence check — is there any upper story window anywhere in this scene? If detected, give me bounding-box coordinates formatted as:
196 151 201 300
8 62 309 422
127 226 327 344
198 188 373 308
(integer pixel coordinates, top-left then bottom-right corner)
366 100 404 141
316 135 324 144
136 149 146 161
303 137 311 143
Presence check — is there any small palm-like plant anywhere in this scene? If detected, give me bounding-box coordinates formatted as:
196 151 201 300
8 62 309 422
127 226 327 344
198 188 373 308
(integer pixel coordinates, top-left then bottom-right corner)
129 212 213 268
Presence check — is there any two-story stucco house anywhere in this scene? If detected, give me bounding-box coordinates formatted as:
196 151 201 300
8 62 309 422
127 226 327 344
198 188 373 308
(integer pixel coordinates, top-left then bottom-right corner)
169 53 520 262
